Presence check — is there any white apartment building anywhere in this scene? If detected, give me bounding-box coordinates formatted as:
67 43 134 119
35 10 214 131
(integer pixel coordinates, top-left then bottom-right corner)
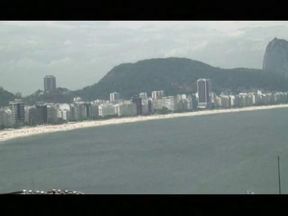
151 90 164 100
163 96 177 111
47 105 58 124
70 102 91 121
114 101 137 117
110 92 120 103
175 94 193 111
213 95 222 108
186 95 194 110
57 103 71 121
229 95 236 107
0 107 13 128
152 98 165 110
141 98 152 115
151 95 192 112
139 92 148 100
90 103 99 119
219 95 231 108
98 103 116 117
24 106 32 124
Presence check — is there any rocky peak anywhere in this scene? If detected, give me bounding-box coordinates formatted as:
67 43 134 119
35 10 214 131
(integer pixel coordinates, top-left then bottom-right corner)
263 38 288 77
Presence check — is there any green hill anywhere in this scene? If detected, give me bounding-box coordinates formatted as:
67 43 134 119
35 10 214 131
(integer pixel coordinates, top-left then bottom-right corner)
24 88 73 105
0 87 15 107
74 57 288 100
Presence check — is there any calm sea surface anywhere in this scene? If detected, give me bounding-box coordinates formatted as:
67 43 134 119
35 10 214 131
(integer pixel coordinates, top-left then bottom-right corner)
1 108 288 194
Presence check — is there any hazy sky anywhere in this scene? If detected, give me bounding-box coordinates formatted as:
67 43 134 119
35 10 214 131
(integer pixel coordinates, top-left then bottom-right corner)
1 21 288 95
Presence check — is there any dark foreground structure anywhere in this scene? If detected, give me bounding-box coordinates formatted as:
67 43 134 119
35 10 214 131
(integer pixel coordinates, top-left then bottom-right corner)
6 189 83 195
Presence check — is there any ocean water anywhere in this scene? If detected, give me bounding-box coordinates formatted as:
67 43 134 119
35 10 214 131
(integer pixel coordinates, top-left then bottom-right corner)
1 108 288 194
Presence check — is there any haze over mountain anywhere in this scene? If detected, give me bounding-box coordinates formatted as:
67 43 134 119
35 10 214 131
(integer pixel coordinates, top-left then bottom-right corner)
263 37 288 78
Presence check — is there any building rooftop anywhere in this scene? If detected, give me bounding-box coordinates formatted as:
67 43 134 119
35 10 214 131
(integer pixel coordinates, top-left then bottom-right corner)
44 75 56 79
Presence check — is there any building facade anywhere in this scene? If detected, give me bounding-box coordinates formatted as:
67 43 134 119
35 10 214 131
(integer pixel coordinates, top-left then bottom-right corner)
197 79 212 109
0 107 13 128
139 92 148 100
132 97 142 115
47 105 58 124
151 90 164 100
98 103 116 117
114 102 137 117
44 75 56 92
110 92 120 103
9 99 25 126
28 104 48 125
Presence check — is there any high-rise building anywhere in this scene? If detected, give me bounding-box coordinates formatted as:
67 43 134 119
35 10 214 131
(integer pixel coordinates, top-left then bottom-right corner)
36 104 48 124
151 90 164 100
132 96 142 115
47 105 58 124
9 99 25 125
139 92 148 100
162 96 177 112
109 92 120 103
44 75 56 92
90 103 99 119
56 103 72 121
0 107 13 128
148 99 153 114
114 101 137 117
28 104 48 125
191 94 198 110
197 79 212 108
141 98 153 115
98 103 116 117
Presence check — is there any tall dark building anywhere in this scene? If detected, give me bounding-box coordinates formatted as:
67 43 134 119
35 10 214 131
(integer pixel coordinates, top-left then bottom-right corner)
84 103 92 119
197 79 212 108
29 104 48 125
9 99 25 125
36 104 48 124
148 99 153 114
132 97 142 115
191 94 198 110
44 75 56 92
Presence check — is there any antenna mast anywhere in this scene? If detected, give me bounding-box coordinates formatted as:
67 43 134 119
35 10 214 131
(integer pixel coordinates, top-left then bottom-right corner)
277 155 282 194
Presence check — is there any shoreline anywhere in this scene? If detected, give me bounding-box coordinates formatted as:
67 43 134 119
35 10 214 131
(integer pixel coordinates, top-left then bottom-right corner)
1 104 288 142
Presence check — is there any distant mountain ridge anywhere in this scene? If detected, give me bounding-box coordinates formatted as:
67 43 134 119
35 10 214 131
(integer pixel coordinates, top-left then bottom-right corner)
3 38 287 105
74 57 288 100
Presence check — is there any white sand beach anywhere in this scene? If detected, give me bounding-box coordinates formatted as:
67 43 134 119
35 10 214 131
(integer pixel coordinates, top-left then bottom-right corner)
1 104 288 142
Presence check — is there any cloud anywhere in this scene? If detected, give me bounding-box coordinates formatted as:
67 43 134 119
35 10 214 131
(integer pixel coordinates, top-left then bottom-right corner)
63 40 72 46
48 57 72 66
1 21 288 95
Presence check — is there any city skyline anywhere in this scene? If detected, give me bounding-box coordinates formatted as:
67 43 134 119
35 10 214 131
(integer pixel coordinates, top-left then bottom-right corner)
1 21 288 95
2 76 288 130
